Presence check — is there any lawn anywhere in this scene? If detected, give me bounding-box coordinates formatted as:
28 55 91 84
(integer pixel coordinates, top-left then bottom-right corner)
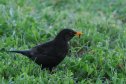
0 0 126 83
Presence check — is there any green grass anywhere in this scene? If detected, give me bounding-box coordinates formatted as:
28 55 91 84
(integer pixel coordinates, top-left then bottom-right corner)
0 0 126 83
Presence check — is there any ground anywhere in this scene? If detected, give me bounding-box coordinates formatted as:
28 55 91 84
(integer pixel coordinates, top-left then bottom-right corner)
0 0 126 83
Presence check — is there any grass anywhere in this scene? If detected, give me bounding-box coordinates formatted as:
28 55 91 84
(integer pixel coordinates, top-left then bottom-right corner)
0 0 126 83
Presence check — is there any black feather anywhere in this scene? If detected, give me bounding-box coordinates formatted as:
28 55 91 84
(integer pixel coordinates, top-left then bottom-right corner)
8 50 31 57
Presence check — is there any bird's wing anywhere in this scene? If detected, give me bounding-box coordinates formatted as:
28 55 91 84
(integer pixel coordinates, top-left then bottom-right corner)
29 41 55 59
29 41 61 66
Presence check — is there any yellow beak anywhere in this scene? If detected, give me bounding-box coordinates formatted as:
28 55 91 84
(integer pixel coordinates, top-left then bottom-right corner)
75 32 83 37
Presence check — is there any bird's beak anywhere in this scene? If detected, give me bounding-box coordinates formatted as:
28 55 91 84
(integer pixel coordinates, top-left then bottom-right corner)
75 32 83 38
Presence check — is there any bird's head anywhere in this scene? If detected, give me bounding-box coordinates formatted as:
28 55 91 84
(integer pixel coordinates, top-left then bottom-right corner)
55 29 82 42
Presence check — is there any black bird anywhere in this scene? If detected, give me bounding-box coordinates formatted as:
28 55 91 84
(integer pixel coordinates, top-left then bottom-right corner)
8 29 82 71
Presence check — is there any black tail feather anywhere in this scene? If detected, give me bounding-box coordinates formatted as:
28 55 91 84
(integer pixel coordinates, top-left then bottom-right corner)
8 50 31 57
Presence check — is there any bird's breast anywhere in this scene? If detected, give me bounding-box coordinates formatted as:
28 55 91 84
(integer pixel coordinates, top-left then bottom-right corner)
55 44 68 60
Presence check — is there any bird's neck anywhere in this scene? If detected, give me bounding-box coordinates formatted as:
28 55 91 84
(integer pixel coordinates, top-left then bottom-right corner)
54 38 68 45
54 34 69 43
54 39 69 54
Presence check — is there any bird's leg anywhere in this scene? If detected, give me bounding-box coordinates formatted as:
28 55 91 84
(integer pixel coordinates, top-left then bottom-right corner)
49 67 53 72
41 67 53 72
49 67 57 74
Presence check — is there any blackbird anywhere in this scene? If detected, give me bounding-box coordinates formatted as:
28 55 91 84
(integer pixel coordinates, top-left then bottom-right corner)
8 29 82 71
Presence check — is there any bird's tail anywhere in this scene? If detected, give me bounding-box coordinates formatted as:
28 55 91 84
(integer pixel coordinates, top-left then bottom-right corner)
8 50 31 57
0 48 32 58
